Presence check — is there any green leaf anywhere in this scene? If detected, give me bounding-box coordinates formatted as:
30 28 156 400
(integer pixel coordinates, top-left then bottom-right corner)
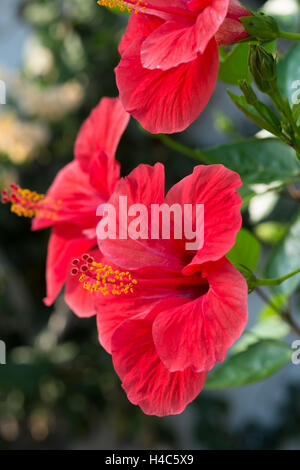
219 44 252 85
265 210 300 294
227 228 261 272
201 138 300 184
292 102 300 124
278 43 300 106
205 340 291 389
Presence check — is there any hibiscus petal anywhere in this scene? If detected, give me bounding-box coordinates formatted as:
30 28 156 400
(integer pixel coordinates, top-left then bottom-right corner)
96 296 155 353
164 165 242 272
135 0 192 22
116 37 219 133
187 0 210 10
119 14 163 56
141 0 229 70
152 258 248 372
89 150 121 197
32 161 100 231
140 21 198 70
215 0 251 45
227 0 251 18
96 266 190 353
98 163 183 271
111 312 207 416
74 97 129 171
215 18 249 44
44 224 96 306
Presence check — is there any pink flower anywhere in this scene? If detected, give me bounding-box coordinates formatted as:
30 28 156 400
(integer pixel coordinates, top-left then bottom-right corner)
71 163 248 415
115 0 252 133
2 98 129 316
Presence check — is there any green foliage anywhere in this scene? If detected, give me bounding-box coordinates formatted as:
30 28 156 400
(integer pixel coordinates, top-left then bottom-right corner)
219 44 252 85
227 228 261 272
205 340 292 390
265 210 300 294
241 13 279 42
201 138 300 184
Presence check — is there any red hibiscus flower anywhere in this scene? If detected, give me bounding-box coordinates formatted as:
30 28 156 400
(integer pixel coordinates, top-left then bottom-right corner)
70 163 248 415
114 0 252 134
2 98 129 316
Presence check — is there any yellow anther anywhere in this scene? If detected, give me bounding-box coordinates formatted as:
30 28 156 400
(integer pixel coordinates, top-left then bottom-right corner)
78 262 138 297
4 185 61 221
97 0 147 15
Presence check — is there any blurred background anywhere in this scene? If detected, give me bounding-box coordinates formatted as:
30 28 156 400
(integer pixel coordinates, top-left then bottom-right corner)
1 0 300 450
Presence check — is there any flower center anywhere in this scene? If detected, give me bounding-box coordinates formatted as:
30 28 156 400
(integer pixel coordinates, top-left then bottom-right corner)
97 0 147 15
97 0 197 18
70 254 138 296
187 0 212 12
1 184 61 220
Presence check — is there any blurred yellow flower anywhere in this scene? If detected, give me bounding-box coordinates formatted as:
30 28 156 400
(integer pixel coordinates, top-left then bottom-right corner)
0 112 49 164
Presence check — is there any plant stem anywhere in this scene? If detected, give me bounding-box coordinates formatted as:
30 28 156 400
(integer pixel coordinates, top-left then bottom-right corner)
255 287 280 313
281 309 300 336
252 268 300 287
255 287 300 336
239 31 300 42
152 134 213 164
278 30 300 41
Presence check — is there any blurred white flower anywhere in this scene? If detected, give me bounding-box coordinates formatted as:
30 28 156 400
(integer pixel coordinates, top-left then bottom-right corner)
14 80 84 121
248 182 281 224
23 37 54 77
255 129 274 139
263 0 298 16
0 66 84 121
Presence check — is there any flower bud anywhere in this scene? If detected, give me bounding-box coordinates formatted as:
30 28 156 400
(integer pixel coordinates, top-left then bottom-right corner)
241 13 279 41
249 45 277 93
